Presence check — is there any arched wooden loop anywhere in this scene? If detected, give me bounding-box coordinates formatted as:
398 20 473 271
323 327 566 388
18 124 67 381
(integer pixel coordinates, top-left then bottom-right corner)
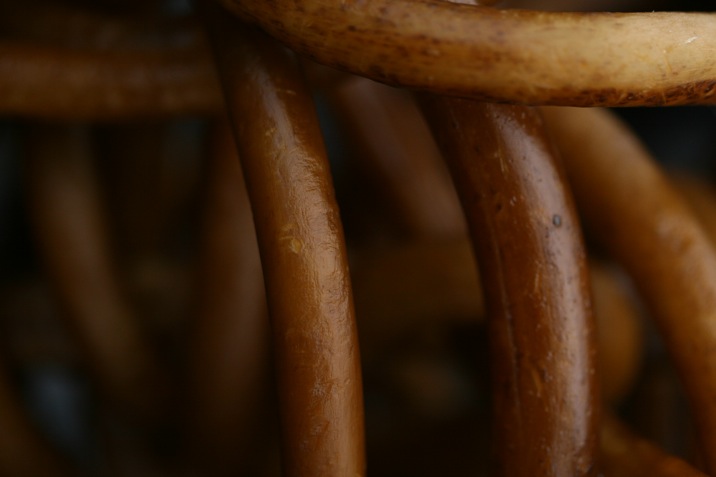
1 0 715 475
420 99 598 476
0 1 713 117
542 106 716 474
207 10 366 477
218 0 716 106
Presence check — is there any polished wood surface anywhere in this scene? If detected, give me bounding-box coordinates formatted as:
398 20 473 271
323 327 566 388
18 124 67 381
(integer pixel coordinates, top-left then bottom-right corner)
543 106 716 473
0 0 713 475
421 99 599 476
208 11 365 477
220 0 716 106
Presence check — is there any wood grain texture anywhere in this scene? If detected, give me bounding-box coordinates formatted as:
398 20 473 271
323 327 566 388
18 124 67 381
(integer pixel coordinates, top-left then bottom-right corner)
542 106 716 474
421 99 598 476
219 0 716 106
208 11 365 477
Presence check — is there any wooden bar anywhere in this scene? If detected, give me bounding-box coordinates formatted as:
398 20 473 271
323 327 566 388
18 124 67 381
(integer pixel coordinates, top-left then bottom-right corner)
421 98 599 476
207 11 366 477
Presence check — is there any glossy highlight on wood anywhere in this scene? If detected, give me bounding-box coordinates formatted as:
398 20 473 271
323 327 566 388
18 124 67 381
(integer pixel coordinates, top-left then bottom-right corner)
543 106 716 474
0 0 714 475
207 9 366 477
421 99 599 476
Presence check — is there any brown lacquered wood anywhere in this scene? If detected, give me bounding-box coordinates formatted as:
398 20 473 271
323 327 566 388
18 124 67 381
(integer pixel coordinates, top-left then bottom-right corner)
541 106 716 474
218 0 716 107
420 99 598 476
24 124 170 422
187 119 270 476
207 11 365 477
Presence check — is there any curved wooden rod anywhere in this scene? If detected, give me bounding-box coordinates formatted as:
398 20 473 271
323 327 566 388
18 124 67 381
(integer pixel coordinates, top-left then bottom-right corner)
218 0 716 107
420 99 598 476
542 106 716 474
207 10 365 477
